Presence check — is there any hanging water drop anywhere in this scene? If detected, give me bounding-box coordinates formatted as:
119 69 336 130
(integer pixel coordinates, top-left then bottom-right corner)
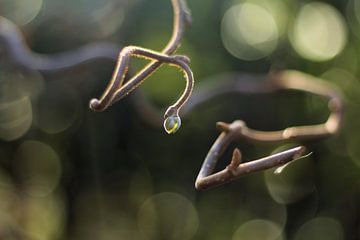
164 115 181 134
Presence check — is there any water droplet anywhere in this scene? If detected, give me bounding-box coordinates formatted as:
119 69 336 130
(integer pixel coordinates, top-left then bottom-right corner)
163 115 181 134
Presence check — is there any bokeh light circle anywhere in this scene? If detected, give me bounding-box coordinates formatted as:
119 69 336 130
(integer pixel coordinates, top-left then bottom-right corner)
0 67 44 141
221 2 279 60
34 81 80 134
0 97 33 141
0 0 43 25
137 192 199 240
264 145 316 204
233 195 288 228
232 219 284 240
294 217 344 240
345 131 360 168
15 140 61 197
21 193 65 240
0 169 17 225
290 2 348 61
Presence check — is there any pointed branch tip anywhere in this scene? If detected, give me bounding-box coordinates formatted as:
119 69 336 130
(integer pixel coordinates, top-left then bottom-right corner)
216 122 230 132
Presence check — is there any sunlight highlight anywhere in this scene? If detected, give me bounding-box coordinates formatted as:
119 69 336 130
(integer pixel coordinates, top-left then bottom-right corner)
137 192 199 240
290 2 347 61
232 219 284 240
0 0 43 25
294 217 344 240
221 2 279 60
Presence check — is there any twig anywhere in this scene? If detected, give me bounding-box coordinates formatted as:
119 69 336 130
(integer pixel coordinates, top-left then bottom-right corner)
89 0 192 134
0 1 193 133
269 70 343 138
89 46 194 133
111 0 191 104
195 70 344 190
196 145 305 190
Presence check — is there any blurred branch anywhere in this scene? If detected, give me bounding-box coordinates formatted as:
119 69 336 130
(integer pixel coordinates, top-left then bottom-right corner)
195 70 344 190
89 46 194 133
0 16 120 71
132 72 273 127
89 0 193 134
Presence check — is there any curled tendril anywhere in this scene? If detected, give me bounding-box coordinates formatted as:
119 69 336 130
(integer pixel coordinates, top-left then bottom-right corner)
89 0 193 134
0 0 193 134
89 47 194 133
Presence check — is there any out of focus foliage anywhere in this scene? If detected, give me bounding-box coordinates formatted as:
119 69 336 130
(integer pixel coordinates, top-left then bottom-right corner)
0 0 359 239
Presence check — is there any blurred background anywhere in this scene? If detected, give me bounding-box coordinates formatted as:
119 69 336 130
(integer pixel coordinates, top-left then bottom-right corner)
0 0 359 239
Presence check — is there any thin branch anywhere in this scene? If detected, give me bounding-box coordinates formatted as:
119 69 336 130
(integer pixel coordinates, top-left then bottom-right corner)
196 145 305 190
89 46 194 133
110 0 191 104
181 72 272 115
132 72 273 127
269 70 343 137
89 0 193 134
133 70 343 132
89 0 191 108
195 70 344 190
89 46 193 112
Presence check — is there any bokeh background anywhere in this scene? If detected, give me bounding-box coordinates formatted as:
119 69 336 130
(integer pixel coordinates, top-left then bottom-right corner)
0 0 360 239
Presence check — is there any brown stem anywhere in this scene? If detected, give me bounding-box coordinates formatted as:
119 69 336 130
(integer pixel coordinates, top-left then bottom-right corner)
268 70 344 138
195 144 305 190
195 70 344 190
90 0 192 111
89 46 194 119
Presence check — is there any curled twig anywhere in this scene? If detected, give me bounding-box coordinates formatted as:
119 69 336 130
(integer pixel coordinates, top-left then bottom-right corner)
89 0 193 134
269 70 343 139
0 0 193 133
195 70 344 190
89 46 194 134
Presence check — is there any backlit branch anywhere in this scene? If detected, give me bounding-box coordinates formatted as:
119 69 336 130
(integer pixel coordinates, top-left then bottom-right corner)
89 46 194 134
195 70 344 190
89 0 193 134
0 0 193 134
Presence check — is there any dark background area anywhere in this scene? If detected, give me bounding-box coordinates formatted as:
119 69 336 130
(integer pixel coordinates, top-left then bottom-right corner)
0 0 359 239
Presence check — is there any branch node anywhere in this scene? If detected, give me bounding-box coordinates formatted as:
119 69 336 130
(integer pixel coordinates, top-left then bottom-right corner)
195 70 343 190
226 148 242 174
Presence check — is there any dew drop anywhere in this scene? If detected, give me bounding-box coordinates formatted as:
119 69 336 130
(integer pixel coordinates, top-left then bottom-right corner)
163 115 181 134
